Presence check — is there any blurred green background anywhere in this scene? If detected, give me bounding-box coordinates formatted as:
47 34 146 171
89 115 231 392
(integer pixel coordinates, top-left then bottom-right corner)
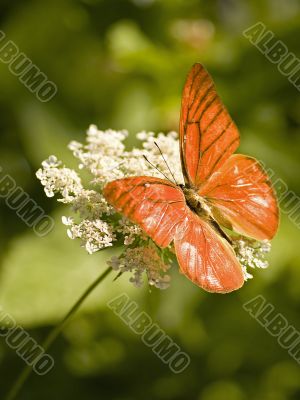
0 0 300 399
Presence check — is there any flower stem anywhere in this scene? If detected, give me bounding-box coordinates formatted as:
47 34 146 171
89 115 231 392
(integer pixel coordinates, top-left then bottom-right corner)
5 266 113 400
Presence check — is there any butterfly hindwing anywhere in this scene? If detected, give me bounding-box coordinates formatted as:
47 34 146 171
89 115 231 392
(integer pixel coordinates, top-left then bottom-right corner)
198 154 279 240
174 209 244 293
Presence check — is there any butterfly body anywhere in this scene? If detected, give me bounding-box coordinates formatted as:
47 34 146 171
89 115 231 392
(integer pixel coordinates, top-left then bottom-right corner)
180 185 233 246
182 186 211 217
103 63 279 293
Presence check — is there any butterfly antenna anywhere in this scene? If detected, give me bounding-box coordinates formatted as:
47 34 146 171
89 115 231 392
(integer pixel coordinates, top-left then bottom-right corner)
154 141 178 185
143 155 173 183
106 160 125 172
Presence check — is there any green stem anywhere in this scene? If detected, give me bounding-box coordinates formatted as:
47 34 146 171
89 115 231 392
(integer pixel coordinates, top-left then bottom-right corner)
5 266 113 400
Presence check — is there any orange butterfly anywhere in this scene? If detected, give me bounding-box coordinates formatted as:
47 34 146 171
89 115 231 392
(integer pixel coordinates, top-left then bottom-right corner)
103 63 279 293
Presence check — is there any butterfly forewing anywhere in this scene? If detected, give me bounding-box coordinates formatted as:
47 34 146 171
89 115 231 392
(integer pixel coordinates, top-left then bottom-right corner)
180 63 240 187
103 177 186 248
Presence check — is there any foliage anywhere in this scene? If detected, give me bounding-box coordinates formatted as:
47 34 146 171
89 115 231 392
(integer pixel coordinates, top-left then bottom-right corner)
0 0 300 399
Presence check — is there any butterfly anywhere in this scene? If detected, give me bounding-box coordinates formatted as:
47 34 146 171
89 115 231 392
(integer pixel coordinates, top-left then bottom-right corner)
103 63 279 293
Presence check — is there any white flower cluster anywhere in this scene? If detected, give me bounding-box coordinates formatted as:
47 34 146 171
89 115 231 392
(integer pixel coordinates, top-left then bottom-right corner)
67 125 183 186
36 124 271 289
62 216 116 254
116 217 145 246
232 238 271 280
36 156 83 201
36 125 180 289
108 246 171 289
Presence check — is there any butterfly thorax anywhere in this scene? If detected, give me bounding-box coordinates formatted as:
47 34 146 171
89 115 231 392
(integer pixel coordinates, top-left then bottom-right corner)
182 186 233 244
182 187 212 218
